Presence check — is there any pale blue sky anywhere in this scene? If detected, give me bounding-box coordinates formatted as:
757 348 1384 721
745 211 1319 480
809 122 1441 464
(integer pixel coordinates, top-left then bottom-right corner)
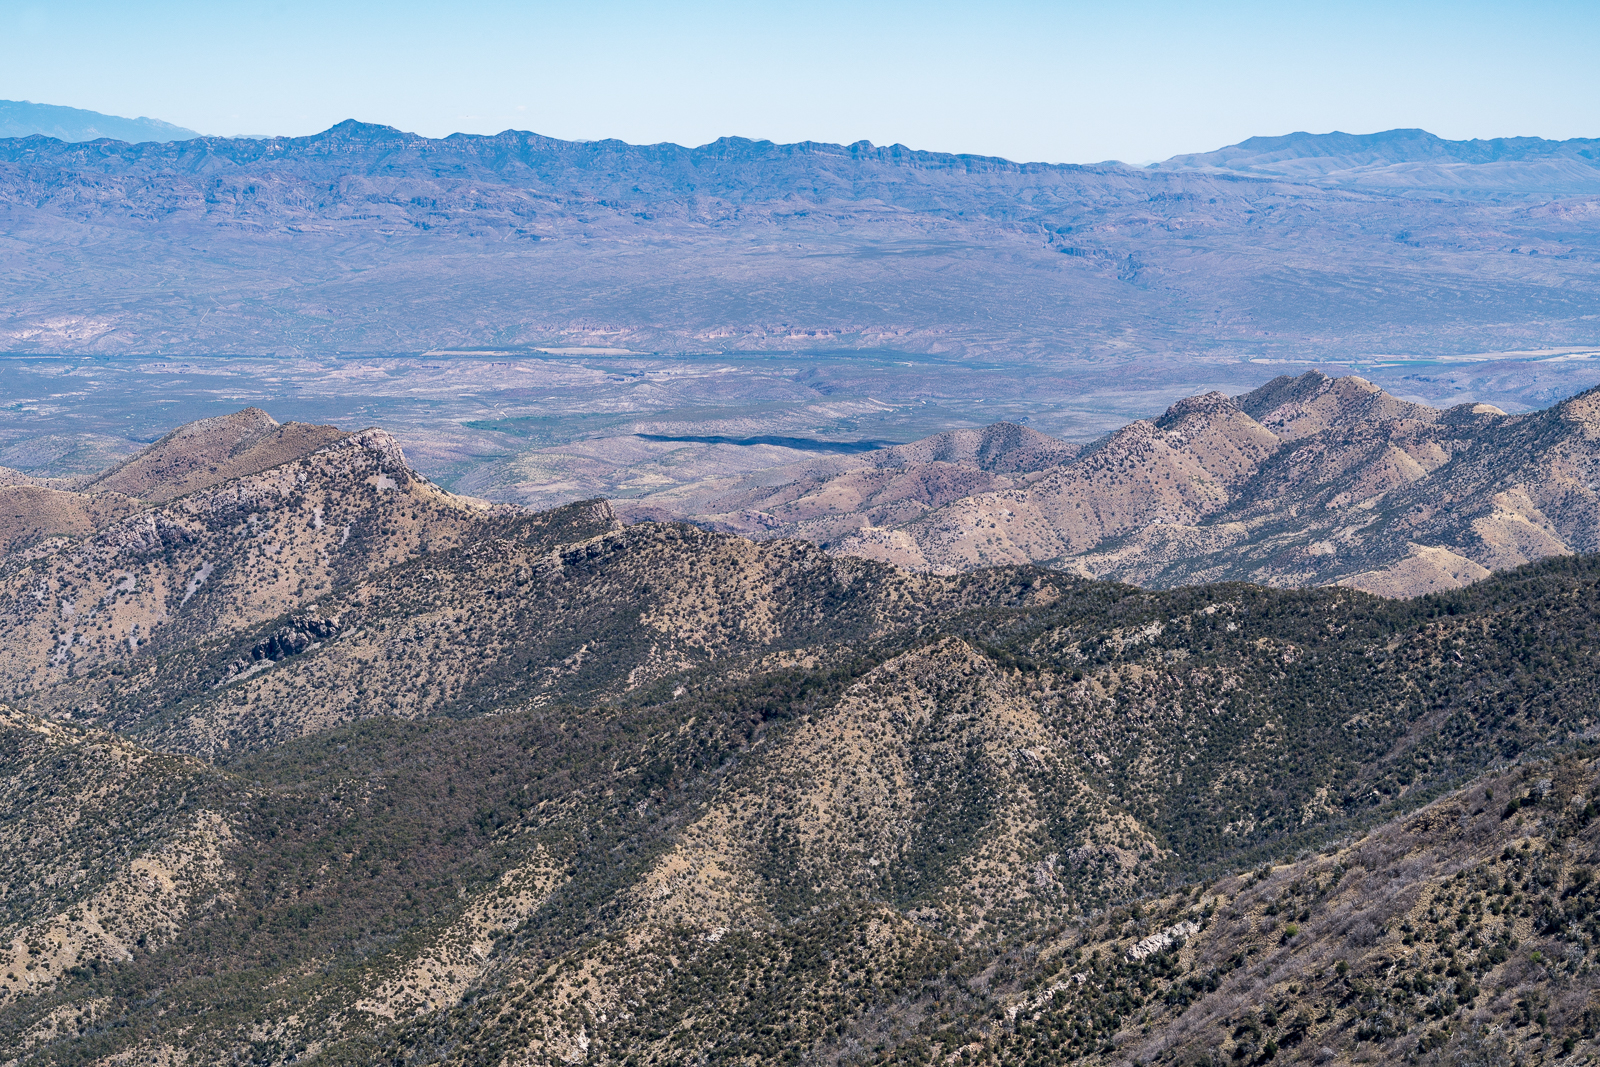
3 0 1597 163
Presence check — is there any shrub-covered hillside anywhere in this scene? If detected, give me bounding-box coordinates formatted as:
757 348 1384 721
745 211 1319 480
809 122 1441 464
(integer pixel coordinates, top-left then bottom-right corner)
9 413 1600 1065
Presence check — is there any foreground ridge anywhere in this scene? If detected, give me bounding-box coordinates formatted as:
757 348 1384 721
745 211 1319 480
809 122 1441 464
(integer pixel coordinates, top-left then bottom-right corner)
5 408 1600 1064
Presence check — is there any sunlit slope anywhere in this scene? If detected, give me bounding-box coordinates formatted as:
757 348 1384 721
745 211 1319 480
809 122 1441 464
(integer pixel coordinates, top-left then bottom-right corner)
823 373 1600 595
7 404 1600 1063
0 423 489 694
9 548 1600 1063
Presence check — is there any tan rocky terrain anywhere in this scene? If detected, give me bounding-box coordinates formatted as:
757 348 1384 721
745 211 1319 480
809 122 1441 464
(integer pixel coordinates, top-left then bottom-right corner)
636 371 1600 598
5 407 1600 1065
615 422 1079 546
0 409 355 559
0 485 141 556
885 755 1600 1067
79 408 349 503
0 418 492 698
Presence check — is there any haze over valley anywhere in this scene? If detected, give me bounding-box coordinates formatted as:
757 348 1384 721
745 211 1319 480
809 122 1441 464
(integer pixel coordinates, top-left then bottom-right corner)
6 82 1600 1066
4 113 1600 515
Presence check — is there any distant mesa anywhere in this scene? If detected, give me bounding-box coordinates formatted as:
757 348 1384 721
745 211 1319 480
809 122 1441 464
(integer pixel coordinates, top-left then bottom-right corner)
0 99 199 143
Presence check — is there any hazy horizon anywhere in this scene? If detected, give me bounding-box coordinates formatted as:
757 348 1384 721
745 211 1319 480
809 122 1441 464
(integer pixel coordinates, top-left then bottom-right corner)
4 0 1597 166
3 100 1595 169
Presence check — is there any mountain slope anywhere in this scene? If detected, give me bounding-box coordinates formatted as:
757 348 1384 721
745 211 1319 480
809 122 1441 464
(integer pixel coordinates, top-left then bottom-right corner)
0 485 141 555
823 372 1600 596
81 407 349 502
0 99 199 143
0 708 228 1009
616 422 1079 546
10 537 1600 1064
1156 128 1600 198
875 754 1600 1067
10 407 1600 1064
0 409 349 559
0 419 490 695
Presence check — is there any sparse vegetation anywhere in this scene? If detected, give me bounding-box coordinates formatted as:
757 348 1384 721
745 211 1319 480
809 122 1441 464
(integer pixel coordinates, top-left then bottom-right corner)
9 415 1600 1064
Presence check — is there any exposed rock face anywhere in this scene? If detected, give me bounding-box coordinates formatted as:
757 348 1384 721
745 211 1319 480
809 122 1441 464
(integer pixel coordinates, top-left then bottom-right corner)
0 415 490 693
815 373 1600 596
245 612 342 665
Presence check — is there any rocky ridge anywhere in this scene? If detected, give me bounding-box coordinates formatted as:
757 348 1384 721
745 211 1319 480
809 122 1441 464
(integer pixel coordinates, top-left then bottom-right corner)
79 407 350 503
615 422 1079 547
779 371 1600 597
4 408 1600 1065
0 415 491 697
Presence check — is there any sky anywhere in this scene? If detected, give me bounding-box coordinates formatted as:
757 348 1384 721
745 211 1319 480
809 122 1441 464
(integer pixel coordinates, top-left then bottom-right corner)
3 0 1598 164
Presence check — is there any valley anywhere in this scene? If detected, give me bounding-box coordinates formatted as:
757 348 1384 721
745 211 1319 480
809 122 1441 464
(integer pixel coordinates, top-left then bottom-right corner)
3 124 1600 370
4 117 1600 1066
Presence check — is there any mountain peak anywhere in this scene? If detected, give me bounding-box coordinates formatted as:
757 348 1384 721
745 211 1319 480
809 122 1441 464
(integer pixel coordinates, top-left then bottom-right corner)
1157 390 1241 425
314 119 414 141
84 408 349 502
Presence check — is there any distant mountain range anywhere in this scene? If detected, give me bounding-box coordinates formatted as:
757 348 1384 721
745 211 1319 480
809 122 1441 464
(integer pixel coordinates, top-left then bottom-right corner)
1154 128 1600 198
1 119 1597 362
6 100 1594 189
6 103 1592 197
0 98 199 143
